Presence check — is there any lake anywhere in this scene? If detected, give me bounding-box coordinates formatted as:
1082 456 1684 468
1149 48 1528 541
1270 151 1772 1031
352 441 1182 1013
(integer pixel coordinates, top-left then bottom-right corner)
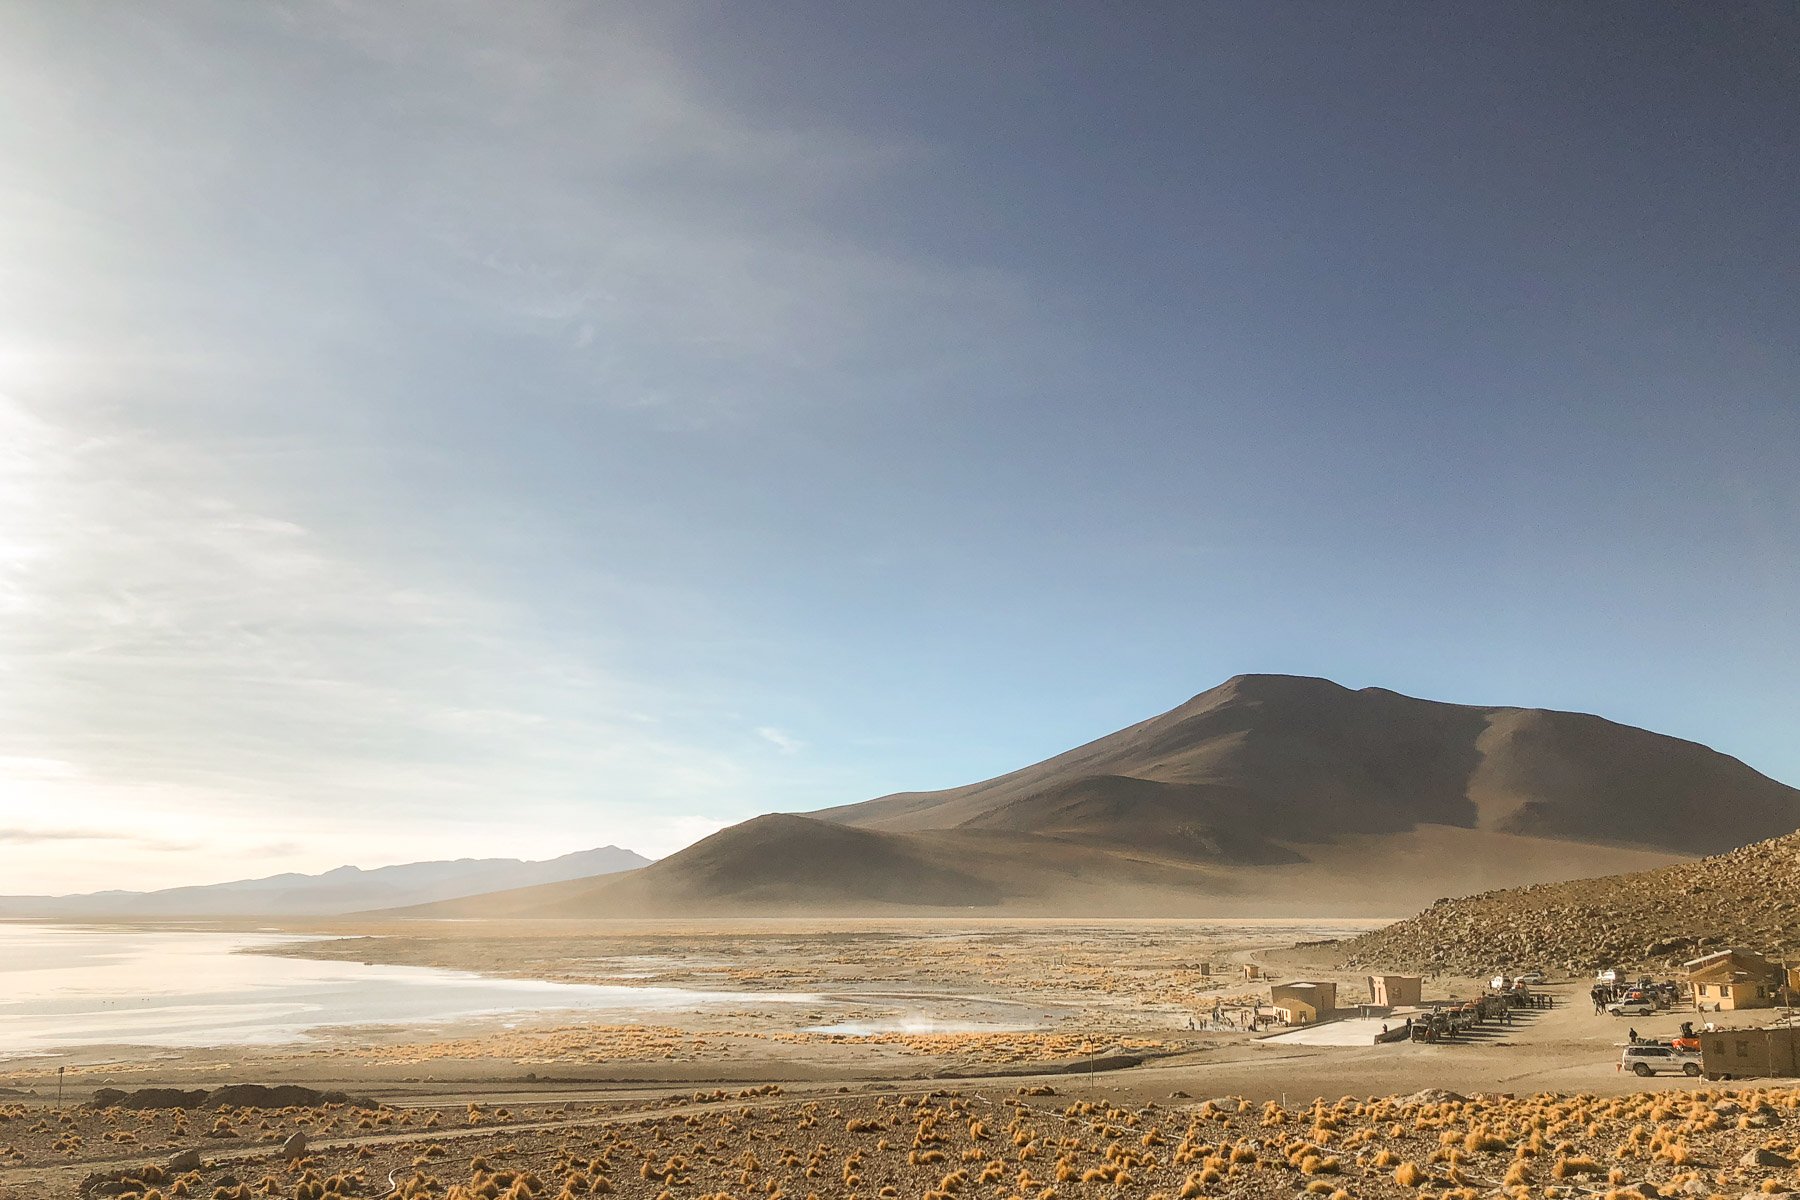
0 923 822 1054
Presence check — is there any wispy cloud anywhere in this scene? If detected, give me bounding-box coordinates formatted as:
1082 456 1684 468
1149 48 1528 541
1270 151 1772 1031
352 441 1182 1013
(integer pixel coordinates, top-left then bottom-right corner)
0 828 124 844
755 727 806 755
0 1 1034 894
0 827 199 853
0 392 774 888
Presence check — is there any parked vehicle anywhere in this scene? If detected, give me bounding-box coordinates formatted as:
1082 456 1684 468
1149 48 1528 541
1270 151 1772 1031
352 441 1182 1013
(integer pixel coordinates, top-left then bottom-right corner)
1490 975 1511 990
1608 998 1655 1016
1515 970 1546 984
1597 968 1620 984
1621 1044 1702 1077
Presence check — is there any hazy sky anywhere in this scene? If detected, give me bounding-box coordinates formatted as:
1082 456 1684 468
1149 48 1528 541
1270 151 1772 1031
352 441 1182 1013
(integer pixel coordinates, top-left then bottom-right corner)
3 2 1797 894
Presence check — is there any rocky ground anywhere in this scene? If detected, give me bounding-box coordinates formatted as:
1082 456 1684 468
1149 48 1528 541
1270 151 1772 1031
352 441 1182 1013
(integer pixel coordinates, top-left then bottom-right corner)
1331 831 1800 977
7 1082 1800 1200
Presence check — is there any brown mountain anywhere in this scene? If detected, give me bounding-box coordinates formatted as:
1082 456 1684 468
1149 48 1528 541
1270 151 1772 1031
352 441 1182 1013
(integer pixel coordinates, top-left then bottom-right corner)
400 675 1800 918
1334 827 1800 977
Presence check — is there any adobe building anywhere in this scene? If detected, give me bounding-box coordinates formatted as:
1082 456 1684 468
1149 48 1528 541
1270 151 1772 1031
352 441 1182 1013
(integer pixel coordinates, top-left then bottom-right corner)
1684 949 1782 1012
1269 981 1337 1024
1367 974 1423 1009
1699 1025 1800 1080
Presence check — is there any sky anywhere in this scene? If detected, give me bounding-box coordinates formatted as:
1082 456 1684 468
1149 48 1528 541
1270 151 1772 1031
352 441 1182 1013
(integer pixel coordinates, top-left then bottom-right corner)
2 2 1797 894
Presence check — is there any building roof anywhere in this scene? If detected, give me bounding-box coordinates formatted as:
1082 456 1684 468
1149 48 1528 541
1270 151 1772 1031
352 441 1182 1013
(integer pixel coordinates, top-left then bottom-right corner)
1687 961 1778 985
1684 948 1769 970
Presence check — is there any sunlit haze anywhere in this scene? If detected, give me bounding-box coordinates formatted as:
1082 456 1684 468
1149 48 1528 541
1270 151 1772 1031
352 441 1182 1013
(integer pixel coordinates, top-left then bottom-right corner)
3 3 1796 895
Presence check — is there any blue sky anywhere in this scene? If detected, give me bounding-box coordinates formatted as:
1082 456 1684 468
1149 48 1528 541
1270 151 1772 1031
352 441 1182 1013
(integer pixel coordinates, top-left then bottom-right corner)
3 2 1796 892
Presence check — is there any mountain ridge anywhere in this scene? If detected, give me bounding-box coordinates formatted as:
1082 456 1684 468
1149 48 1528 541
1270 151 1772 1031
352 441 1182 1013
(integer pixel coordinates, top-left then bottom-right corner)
392 675 1800 918
0 845 652 918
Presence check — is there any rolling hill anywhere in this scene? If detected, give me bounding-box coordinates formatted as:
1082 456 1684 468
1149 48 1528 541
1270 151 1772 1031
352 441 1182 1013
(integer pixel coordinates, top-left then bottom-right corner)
399 675 1800 918
0 846 651 918
1334 827 1800 976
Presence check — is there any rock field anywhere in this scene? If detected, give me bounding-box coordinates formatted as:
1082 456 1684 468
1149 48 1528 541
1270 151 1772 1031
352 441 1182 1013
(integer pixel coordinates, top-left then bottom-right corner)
1336 831 1800 977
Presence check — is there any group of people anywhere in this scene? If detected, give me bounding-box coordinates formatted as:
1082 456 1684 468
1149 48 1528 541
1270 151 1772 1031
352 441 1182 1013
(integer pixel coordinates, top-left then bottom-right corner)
1590 979 1679 1013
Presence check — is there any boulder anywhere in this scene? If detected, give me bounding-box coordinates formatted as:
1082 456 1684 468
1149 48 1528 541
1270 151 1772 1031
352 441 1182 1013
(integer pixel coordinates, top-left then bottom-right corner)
205 1083 370 1109
1402 1089 1467 1106
86 1087 208 1110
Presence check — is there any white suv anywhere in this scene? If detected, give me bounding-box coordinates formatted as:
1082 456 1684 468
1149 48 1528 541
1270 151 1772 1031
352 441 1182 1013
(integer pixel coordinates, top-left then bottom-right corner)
1621 1044 1701 1077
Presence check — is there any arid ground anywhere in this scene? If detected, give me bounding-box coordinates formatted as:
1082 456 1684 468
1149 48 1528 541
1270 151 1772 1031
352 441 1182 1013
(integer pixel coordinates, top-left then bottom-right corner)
4 920 1796 1199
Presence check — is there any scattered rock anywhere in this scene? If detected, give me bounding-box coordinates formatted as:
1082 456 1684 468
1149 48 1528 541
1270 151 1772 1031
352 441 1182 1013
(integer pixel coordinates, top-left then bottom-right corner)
167 1148 202 1173
278 1131 308 1160
1336 828 1800 975
1741 1147 1792 1168
1401 1089 1467 1106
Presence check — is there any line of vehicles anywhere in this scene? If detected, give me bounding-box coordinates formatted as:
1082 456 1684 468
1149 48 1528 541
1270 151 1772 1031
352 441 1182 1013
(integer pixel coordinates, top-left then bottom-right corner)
1592 968 1683 1015
1488 970 1547 989
1487 968 1702 1078
1599 968 1702 1075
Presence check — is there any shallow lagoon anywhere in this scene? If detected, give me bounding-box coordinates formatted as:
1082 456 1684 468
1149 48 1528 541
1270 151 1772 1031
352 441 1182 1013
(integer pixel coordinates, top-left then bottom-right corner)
0 923 822 1053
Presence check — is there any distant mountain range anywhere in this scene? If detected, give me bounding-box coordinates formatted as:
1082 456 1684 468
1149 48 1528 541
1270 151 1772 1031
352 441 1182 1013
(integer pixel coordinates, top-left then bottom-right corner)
395 675 1800 919
0 846 651 917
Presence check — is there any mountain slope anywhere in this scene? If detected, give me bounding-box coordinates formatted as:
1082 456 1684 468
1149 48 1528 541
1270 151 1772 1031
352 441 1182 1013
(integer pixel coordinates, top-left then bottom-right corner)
402 818 1683 919
401 816 1008 917
397 675 1800 918
816 674 1800 857
1335 827 1800 976
0 846 651 917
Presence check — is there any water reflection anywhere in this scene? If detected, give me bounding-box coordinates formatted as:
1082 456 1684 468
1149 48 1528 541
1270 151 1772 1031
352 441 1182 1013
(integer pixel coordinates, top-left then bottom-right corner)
0 923 818 1051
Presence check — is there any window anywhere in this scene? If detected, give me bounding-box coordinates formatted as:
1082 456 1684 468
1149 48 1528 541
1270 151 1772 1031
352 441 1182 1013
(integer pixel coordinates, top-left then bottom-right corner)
1736 1040 1750 1057
1699 984 1709 995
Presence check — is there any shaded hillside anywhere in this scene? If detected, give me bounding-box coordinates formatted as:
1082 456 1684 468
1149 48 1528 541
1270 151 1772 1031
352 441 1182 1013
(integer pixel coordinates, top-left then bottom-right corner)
1336 828 1800 976
402 815 1683 919
394 675 1800 918
0 846 650 918
818 675 1800 857
401 815 1002 917
595 814 1006 910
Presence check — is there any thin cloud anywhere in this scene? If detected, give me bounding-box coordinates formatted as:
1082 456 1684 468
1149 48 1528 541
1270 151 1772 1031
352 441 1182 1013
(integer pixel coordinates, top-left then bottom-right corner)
0 2 1028 894
0 828 120 844
0 828 197 853
755 727 806 755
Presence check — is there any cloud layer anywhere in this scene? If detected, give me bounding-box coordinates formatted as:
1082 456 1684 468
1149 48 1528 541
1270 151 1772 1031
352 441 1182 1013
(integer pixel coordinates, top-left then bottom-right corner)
0 2 956 892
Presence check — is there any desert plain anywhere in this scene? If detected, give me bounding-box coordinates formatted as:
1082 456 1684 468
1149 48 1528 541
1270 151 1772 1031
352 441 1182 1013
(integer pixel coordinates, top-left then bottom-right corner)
6 918 1799 1200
